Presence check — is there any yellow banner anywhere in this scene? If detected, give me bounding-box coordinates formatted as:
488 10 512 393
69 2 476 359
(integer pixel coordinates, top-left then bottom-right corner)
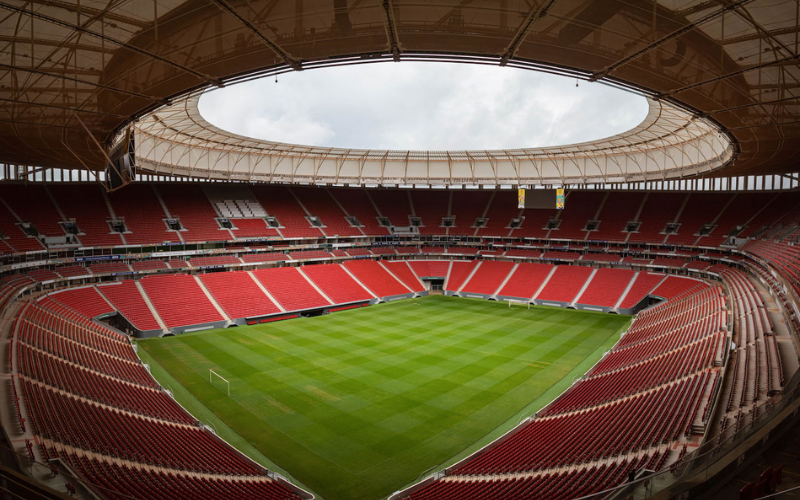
517 188 525 209
556 188 565 209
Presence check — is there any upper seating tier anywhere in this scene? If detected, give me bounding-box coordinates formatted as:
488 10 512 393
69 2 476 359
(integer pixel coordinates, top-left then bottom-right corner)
0 184 799 255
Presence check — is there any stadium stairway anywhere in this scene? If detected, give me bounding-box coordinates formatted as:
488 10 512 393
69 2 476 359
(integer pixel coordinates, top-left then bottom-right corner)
459 261 516 297
570 268 598 306
455 261 483 294
382 261 426 293
531 266 558 301
193 275 232 324
343 260 412 299
494 263 551 300
619 273 668 310
93 284 117 311
289 188 329 238
151 185 186 245
98 280 168 333
247 271 287 313
662 193 692 245
338 265 379 299
377 261 416 294
295 268 337 304
535 265 594 304
301 264 375 304
613 271 642 311
492 263 519 297
326 187 368 237
575 268 636 310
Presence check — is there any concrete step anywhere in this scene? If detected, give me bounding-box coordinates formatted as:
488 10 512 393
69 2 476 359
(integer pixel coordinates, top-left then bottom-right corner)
193 275 232 323
247 271 286 312
134 280 169 333
296 267 337 304
613 271 640 311
571 268 598 305
492 263 519 297
379 261 415 294
532 266 558 301
338 265 378 299
457 261 483 293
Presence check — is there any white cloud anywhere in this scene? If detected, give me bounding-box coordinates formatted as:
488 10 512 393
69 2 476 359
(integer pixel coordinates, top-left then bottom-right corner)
198 62 649 151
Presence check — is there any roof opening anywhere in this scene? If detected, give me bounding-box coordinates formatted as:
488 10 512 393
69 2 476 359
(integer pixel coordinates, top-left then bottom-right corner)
199 62 649 151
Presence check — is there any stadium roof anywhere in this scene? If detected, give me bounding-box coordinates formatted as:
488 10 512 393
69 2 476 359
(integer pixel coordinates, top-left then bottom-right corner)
136 94 732 185
1 0 799 183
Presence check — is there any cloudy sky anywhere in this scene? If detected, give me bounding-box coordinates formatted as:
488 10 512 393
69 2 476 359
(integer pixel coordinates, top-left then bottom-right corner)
198 62 649 151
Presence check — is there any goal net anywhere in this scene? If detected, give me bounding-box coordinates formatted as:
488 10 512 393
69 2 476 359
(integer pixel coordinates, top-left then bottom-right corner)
507 299 531 309
209 369 230 396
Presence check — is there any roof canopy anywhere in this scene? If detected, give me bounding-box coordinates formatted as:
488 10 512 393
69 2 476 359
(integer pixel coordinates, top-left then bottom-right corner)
1 0 798 180
135 93 732 186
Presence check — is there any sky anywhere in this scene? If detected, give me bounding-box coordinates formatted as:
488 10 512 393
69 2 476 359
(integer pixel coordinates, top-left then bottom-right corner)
198 62 650 151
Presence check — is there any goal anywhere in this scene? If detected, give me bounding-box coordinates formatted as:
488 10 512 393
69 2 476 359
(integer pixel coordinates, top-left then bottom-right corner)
507 299 531 309
209 369 230 396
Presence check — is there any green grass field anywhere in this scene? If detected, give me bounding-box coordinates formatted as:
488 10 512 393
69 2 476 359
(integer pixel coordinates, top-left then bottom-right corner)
139 295 630 500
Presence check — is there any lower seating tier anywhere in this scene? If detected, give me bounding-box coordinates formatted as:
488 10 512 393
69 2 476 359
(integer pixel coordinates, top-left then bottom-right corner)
50 287 115 320
300 264 373 303
140 274 224 328
23 380 262 476
251 267 331 311
454 371 713 475
199 271 280 319
343 260 410 297
407 456 649 500
17 342 192 424
98 281 161 331
64 453 300 500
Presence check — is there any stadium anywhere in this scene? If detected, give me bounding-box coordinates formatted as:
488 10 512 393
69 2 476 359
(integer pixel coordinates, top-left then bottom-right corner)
1 1 800 500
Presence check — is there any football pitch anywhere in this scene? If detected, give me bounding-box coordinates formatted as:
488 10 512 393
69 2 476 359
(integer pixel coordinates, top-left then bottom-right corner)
138 295 631 500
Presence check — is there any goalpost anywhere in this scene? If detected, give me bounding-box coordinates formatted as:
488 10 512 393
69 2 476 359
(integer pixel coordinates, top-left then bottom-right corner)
507 299 531 310
209 369 230 397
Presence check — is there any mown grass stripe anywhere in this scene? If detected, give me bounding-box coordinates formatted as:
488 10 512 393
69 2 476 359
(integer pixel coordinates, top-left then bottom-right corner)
140 296 629 500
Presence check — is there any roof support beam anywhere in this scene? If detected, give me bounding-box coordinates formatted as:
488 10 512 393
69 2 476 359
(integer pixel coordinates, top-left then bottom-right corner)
658 51 800 98
381 0 401 61
499 0 559 66
0 35 115 54
592 0 753 80
674 1 720 17
0 2 222 86
0 62 158 101
722 25 800 45
0 97 126 117
209 0 302 71
707 94 800 114
18 0 149 29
